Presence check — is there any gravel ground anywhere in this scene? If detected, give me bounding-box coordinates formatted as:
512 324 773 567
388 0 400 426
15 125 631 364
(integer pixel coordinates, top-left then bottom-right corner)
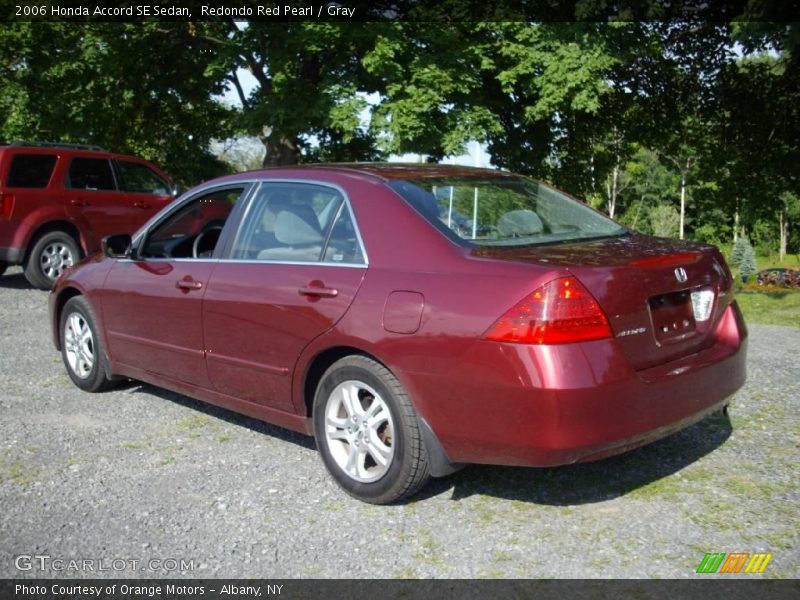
0 265 798 579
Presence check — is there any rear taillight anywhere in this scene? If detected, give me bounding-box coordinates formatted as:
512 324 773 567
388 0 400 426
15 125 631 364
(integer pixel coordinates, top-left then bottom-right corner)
0 192 14 219
483 276 612 344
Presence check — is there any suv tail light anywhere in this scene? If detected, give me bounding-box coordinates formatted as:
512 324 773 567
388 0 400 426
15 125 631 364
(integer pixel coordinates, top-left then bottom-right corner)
483 276 612 344
0 192 14 219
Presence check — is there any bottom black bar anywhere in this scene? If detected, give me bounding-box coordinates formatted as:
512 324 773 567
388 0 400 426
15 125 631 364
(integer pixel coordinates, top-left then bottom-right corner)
2 579 799 600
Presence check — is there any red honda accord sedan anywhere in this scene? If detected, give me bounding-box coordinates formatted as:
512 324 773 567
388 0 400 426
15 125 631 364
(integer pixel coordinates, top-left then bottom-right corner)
49 164 747 503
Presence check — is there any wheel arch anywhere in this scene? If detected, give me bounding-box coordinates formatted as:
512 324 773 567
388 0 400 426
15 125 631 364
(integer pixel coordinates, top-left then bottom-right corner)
25 220 84 264
52 286 85 351
300 344 463 478
301 345 378 418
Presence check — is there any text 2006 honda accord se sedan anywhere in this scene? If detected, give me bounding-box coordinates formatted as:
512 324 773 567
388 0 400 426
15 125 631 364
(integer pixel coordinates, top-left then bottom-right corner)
50 164 747 503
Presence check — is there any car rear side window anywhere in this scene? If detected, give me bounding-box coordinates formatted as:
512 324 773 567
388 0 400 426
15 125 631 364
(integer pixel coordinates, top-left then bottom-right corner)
231 183 364 264
67 158 116 191
6 154 57 188
117 160 170 195
322 204 365 264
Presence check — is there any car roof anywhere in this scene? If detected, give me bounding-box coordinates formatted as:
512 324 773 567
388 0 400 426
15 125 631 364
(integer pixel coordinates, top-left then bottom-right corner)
0 143 153 160
220 162 517 184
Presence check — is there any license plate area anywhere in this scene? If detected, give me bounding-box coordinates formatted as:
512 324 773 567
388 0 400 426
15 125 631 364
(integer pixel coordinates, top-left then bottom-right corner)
648 287 716 345
648 289 697 344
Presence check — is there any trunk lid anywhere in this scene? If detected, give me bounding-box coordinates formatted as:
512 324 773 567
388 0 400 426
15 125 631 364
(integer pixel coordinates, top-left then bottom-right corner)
472 233 734 370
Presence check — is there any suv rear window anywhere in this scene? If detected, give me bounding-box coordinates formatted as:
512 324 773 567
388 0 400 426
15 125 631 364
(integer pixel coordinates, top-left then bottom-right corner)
7 154 57 188
67 158 116 191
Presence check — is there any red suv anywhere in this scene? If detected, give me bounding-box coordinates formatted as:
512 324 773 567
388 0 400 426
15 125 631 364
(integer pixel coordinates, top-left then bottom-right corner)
0 142 175 289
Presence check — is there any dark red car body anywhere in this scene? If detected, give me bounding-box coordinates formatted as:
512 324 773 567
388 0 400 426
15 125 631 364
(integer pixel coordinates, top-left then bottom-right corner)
49 165 747 478
0 143 174 287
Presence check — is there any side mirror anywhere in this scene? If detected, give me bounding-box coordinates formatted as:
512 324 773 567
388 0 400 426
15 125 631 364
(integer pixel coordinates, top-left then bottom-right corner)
102 234 132 259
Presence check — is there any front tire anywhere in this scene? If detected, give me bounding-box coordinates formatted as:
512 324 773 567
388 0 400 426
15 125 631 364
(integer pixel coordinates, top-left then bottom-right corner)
60 296 117 392
313 355 430 504
0 261 7 277
25 231 80 289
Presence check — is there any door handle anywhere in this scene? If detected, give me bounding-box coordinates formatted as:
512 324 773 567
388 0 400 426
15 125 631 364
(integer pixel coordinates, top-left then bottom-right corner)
299 284 339 298
71 198 88 207
176 277 203 291
134 201 150 209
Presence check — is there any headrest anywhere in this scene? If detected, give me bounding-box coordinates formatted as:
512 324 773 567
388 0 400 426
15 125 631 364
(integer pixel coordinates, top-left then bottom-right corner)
497 209 544 236
274 206 323 245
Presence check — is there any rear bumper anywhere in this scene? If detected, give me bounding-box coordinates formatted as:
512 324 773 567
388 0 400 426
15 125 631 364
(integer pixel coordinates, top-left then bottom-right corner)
413 302 747 467
0 246 24 264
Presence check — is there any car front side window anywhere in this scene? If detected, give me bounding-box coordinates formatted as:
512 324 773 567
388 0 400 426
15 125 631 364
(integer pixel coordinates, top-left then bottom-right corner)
140 187 245 259
118 160 170 195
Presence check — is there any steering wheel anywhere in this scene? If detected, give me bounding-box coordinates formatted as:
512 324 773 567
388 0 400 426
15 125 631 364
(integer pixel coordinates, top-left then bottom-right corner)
192 226 223 258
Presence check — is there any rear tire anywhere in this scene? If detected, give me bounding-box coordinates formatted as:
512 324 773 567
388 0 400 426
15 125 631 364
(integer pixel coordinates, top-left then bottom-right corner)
313 355 430 504
60 296 117 392
25 231 80 289
0 261 7 277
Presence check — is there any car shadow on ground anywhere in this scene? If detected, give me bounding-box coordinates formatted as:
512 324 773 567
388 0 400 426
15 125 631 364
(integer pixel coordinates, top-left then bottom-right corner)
122 381 316 450
118 380 731 506
0 271 33 290
423 414 733 505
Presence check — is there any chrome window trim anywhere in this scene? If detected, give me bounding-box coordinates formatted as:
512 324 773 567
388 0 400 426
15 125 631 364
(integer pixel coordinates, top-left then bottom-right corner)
218 259 367 269
116 257 367 269
131 179 261 249
230 178 369 266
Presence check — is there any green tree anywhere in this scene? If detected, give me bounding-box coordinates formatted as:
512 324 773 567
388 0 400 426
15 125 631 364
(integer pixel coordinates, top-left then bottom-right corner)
205 21 387 165
0 22 234 185
649 203 681 238
740 241 758 282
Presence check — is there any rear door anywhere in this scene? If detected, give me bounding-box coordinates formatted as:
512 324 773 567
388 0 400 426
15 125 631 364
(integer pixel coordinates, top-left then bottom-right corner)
63 156 130 239
202 181 367 412
115 159 175 230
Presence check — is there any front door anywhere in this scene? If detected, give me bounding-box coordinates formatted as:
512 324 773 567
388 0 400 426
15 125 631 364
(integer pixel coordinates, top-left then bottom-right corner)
101 185 248 386
115 158 175 230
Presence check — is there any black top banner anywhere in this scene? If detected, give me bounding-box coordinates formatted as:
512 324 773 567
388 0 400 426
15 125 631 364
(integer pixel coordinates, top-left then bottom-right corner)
3 0 800 22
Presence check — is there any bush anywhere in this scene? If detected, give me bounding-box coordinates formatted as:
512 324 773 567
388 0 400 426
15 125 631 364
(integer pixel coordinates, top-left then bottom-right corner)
731 237 748 269
740 242 757 283
693 223 729 247
649 203 680 238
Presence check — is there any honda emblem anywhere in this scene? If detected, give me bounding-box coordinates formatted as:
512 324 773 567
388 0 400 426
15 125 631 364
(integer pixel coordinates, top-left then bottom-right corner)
674 267 688 283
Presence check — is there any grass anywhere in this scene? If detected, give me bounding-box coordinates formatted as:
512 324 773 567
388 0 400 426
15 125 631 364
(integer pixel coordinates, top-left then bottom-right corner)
733 289 800 327
0 457 39 486
722 251 800 327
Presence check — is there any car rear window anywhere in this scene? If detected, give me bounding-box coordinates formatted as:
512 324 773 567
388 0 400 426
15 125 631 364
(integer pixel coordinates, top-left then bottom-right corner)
388 176 626 247
6 153 57 188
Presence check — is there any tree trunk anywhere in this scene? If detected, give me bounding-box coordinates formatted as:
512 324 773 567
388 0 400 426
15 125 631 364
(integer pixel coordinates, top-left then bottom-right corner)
261 135 300 167
607 162 619 219
779 209 788 263
679 171 686 240
733 208 739 243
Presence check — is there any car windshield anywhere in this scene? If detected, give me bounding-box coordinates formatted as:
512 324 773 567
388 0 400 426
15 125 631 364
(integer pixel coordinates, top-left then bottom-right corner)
388 176 627 247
